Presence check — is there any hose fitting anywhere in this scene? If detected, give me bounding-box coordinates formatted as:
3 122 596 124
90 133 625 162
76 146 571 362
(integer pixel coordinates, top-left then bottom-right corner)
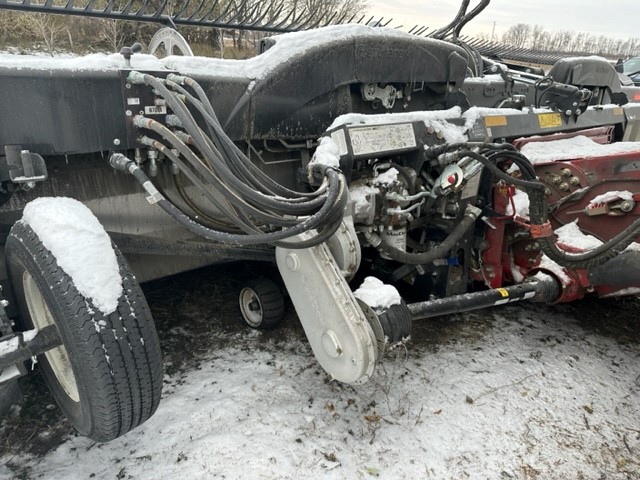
127 70 146 85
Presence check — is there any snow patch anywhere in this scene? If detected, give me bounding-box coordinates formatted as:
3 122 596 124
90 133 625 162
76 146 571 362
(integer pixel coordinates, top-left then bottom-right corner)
505 189 530 217
163 24 415 80
310 136 341 169
554 221 603 250
353 276 401 311
0 52 165 72
520 135 640 164
588 190 633 206
349 184 378 217
537 254 571 284
21 197 122 315
373 168 399 186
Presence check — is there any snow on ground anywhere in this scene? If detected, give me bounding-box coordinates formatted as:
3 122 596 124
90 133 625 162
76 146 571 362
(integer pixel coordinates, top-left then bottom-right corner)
1 265 639 480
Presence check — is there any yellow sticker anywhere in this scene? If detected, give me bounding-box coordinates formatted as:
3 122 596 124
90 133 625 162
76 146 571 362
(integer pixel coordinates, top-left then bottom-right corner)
538 113 562 129
484 116 508 127
613 107 624 116
497 288 509 298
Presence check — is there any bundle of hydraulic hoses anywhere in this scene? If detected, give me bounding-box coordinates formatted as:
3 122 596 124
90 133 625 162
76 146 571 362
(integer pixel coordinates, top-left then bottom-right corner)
113 71 346 249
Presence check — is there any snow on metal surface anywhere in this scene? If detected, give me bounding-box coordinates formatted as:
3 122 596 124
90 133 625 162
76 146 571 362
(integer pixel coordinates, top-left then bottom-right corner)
165 24 415 80
373 168 399 186
310 136 341 169
21 197 122 315
588 190 633 206
520 135 640 164
353 276 401 311
555 220 603 250
0 25 416 78
505 188 530 217
0 52 165 72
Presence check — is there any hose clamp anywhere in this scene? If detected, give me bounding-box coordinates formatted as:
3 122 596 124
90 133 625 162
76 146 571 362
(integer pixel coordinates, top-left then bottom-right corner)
529 222 553 239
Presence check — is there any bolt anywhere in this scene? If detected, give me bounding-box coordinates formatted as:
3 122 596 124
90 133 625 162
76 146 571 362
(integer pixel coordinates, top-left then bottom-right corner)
125 83 131 89
560 168 572 177
569 176 580 186
565 110 572 116
321 331 342 358
559 182 569 191
285 253 300 272
113 138 121 146
620 200 635 212
125 110 132 116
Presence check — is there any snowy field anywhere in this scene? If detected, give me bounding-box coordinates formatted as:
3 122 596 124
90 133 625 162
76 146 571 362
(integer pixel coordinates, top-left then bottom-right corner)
1 263 639 480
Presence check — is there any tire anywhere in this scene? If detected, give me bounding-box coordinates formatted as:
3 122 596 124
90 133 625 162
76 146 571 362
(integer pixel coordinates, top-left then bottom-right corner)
238 278 285 329
5 221 163 442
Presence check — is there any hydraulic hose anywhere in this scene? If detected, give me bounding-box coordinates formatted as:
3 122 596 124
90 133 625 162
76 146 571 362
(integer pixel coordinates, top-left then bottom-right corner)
429 144 640 269
110 154 346 248
363 204 482 265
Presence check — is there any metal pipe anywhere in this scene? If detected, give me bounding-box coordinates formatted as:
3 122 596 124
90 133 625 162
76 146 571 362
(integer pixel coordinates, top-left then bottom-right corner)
407 274 560 320
0 325 62 372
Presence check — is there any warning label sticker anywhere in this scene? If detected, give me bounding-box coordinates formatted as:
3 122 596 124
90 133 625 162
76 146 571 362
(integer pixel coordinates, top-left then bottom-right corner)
348 123 416 156
538 113 562 129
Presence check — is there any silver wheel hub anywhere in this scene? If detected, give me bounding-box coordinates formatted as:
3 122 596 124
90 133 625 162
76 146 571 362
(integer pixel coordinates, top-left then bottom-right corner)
239 288 263 327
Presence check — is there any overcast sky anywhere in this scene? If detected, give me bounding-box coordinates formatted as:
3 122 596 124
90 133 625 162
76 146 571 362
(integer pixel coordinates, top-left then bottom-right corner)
366 0 639 40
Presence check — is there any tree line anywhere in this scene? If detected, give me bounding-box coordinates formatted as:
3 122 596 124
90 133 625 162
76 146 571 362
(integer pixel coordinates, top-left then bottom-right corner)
482 23 640 59
3 4 638 60
0 0 367 56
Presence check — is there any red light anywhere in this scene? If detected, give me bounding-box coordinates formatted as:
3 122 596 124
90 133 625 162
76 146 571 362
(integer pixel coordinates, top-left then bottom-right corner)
634 93 640 101
447 174 456 184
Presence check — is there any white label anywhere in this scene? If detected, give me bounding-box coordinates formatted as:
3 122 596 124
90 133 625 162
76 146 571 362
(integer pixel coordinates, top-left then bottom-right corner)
127 97 141 105
331 129 349 156
145 105 167 115
348 123 416 156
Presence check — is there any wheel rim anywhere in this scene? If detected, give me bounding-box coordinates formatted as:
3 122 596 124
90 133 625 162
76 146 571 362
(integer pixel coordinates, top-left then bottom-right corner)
239 288 263 328
23 271 80 402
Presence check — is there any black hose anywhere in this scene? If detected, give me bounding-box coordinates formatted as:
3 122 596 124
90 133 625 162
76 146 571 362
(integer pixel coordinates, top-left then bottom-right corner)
110 154 346 248
142 75 327 216
428 144 640 270
365 204 481 265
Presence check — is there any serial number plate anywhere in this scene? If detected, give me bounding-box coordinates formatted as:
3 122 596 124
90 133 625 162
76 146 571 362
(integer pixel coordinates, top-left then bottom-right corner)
348 123 416 156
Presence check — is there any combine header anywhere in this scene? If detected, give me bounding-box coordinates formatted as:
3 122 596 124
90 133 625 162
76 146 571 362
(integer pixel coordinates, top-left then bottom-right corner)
0 0 639 441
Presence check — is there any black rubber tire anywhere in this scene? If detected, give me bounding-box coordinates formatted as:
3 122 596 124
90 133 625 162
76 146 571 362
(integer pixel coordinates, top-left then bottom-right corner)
238 278 285 329
5 221 163 442
377 301 412 343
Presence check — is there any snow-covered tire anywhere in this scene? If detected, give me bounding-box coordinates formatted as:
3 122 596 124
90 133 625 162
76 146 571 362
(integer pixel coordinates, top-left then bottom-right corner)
5 221 163 442
239 278 285 329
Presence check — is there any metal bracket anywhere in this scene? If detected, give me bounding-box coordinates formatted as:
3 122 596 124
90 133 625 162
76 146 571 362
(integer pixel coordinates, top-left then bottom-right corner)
276 223 377 384
2 145 48 189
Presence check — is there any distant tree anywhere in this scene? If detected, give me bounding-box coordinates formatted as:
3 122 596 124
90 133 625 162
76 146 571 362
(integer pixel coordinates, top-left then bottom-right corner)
25 13 70 56
502 23 531 49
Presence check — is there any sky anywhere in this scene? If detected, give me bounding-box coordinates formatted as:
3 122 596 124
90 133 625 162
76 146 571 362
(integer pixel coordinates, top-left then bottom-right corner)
366 0 639 40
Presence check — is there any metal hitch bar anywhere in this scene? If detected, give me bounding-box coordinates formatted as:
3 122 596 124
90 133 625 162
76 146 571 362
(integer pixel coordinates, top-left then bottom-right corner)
407 274 561 320
0 325 62 373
